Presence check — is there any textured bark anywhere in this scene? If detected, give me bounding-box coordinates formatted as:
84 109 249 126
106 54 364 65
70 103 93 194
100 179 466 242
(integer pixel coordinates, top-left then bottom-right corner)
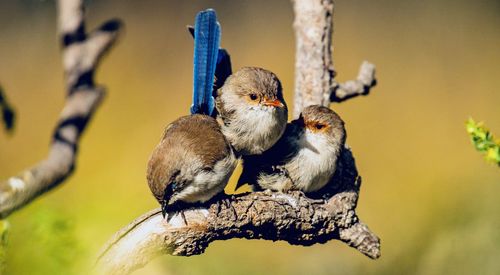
292 0 376 117
97 1 380 273
330 61 376 103
0 0 122 218
96 147 380 274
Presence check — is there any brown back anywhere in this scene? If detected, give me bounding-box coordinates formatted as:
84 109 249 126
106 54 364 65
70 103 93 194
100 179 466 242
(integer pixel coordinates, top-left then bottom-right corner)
147 114 231 202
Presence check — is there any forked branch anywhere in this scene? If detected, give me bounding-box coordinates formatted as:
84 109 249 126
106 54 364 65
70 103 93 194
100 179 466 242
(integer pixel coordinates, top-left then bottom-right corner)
96 0 380 273
292 0 376 117
0 0 122 218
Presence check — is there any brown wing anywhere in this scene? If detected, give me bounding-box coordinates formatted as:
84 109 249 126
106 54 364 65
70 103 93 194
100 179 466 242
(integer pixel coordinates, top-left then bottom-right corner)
147 114 231 203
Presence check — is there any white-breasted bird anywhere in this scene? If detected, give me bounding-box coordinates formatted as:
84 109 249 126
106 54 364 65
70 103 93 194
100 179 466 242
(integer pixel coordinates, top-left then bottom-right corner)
215 67 288 156
237 105 346 193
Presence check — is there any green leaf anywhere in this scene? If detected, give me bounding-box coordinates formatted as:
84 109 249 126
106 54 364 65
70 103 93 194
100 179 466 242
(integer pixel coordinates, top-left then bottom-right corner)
466 118 500 167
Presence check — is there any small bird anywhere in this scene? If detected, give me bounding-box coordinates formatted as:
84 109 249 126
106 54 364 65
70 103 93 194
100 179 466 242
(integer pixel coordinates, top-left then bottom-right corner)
147 115 237 218
215 67 288 156
147 9 236 219
237 105 346 193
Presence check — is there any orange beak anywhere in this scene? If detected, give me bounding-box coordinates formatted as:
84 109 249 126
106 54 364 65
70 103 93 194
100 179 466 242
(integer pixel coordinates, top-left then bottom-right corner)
263 99 284 108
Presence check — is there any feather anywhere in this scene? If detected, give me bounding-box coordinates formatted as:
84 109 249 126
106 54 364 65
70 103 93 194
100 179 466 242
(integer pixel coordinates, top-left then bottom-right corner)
214 49 232 93
191 9 220 116
188 14 232 116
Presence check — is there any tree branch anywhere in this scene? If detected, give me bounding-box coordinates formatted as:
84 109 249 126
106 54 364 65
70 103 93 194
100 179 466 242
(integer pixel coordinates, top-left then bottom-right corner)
330 61 376 103
292 0 376 117
96 147 380 274
97 0 380 273
0 0 122 218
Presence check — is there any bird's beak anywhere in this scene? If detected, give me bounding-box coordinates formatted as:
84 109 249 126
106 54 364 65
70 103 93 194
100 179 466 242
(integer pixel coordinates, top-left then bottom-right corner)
263 99 284 108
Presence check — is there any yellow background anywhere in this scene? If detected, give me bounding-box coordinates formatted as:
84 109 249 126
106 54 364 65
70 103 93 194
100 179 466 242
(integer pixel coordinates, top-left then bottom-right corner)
1 0 499 274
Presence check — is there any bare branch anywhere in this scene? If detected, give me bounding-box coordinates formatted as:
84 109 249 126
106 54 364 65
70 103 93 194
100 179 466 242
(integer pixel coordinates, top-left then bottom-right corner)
96 1 380 273
330 61 376 103
96 148 380 274
292 0 377 117
0 0 122 218
292 0 335 117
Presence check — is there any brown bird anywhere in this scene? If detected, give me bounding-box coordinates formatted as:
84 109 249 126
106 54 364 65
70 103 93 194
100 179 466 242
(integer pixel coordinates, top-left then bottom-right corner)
237 105 346 193
147 114 237 219
215 67 288 156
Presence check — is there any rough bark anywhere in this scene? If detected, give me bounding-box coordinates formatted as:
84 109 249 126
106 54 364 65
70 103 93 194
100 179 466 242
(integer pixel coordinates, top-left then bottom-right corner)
96 147 380 274
96 1 380 273
292 0 376 117
0 0 122 218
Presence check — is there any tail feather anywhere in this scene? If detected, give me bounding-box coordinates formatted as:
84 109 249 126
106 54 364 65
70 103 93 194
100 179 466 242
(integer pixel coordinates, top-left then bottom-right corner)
214 49 232 92
191 9 220 116
188 11 232 117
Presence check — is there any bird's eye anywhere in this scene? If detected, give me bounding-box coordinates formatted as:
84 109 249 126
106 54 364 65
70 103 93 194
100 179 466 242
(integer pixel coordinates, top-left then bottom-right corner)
249 94 258 101
315 124 325 130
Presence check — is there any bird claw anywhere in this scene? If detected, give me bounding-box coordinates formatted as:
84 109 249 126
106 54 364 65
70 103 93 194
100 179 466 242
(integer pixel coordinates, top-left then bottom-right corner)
180 211 188 226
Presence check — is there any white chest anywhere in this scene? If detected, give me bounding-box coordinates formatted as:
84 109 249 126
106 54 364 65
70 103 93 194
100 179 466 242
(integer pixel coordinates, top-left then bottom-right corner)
287 133 338 192
223 105 284 155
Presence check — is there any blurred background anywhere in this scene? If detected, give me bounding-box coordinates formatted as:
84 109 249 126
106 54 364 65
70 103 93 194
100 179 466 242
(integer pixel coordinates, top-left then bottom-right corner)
1 0 499 274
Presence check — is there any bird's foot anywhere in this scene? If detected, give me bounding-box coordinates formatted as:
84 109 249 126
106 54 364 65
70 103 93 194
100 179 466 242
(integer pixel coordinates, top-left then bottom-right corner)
180 211 188 226
207 192 233 205
162 201 190 226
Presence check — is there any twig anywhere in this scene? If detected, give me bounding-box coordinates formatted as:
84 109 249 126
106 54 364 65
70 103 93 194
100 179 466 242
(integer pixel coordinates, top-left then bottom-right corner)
292 0 376 117
0 0 122 218
330 61 376 103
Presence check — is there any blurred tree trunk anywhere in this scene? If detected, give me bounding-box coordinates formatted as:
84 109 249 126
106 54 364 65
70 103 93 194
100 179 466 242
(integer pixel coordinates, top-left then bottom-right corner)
0 0 122 218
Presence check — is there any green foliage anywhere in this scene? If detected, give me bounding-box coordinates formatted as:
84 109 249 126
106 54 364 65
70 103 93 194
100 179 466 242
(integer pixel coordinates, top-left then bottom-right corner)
5 208 85 275
466 118 500 166
0 220 9 274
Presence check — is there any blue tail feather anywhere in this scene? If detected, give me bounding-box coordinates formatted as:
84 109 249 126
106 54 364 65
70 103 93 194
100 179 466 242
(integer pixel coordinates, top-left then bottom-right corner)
191 9 220 116
188 26 232 99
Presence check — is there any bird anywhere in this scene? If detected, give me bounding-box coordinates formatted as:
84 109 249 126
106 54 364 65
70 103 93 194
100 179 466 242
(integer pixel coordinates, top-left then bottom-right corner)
147 9 236 220
215 67 288 156
237 105 346 193
147 115 236 219
187 12 287 156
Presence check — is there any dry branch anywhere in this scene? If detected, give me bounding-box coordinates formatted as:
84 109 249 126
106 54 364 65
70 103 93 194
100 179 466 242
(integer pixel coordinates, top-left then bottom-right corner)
96 147 380 274
97 0 380 273
330 61 376 103
292 0 376 117
0 0 122 218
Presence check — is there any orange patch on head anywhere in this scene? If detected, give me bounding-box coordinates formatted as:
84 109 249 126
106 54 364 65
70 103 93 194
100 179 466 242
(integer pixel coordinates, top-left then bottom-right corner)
305 121 330 133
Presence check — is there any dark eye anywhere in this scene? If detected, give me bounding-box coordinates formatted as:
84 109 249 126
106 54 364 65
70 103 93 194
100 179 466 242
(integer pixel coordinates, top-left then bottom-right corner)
249 94 258 101
315 124 325 130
